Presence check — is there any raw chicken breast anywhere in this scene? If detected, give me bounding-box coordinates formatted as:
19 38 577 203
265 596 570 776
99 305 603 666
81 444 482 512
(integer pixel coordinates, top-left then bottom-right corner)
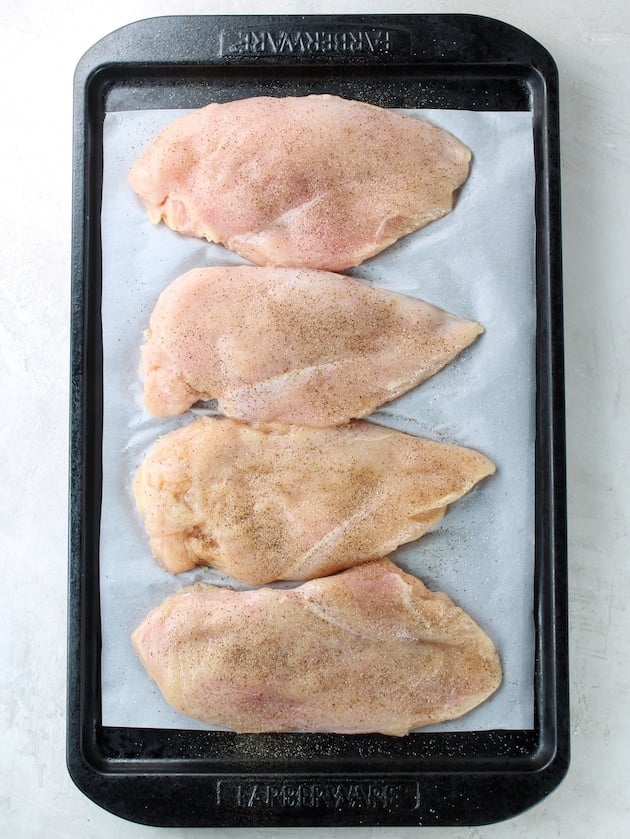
128 94 471 271
131 559 502 735
132 417 495 584
140 266 482 424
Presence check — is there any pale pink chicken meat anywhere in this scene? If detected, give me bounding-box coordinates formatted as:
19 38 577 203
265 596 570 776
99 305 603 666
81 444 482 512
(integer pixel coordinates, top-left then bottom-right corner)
128 94 471 271
131 559 502 735
140 266 483 424
132 417 495 584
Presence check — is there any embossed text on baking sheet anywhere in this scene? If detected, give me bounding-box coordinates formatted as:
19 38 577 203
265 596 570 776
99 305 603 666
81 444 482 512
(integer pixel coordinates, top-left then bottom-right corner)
215 779 422 811
219 28 398 56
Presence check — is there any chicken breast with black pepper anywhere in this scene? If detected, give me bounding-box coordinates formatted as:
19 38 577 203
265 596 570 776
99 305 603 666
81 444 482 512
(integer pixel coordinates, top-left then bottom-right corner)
128 94 471 271
132 417 495 585
131 559 502 735
140 266 482 424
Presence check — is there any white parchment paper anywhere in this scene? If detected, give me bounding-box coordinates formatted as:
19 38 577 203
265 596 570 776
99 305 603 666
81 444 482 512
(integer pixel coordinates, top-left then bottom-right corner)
99 106 536 732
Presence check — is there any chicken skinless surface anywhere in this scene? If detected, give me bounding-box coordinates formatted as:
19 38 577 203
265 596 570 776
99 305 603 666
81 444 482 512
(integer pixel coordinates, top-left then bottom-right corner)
132 417 495 585
131 559 502 735
128 94 471 271
140 266 483 424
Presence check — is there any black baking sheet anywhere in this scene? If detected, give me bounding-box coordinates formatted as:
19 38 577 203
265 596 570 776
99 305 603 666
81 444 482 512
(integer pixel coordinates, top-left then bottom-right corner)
68 13 568 827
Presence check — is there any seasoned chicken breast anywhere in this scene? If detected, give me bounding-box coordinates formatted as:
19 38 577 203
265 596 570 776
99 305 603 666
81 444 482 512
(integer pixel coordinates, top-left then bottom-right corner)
128 94 471 271
140 266 483 424
131 559 502 735
132 417 495 584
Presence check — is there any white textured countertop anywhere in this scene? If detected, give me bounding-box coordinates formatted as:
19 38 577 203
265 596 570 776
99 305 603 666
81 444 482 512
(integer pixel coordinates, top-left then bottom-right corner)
1 1 629 836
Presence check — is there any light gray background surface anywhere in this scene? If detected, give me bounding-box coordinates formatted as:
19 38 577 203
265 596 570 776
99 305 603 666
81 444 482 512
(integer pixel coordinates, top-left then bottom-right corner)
1 1 628 836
